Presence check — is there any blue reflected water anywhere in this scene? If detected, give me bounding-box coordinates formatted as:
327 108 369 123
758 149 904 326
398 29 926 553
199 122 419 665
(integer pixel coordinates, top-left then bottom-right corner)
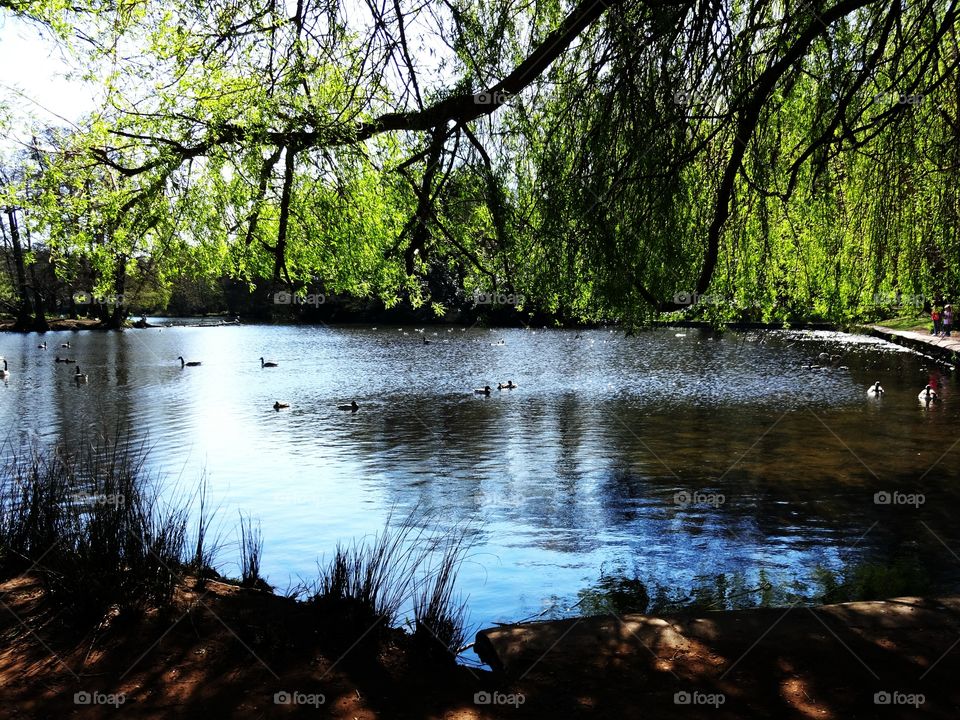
2 324 959 655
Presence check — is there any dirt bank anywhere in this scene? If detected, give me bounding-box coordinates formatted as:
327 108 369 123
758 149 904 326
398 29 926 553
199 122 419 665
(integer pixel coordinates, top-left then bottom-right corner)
4 575 959 718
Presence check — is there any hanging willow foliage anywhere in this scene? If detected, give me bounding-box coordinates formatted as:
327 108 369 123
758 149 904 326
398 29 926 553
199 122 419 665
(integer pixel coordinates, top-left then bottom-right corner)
3 0 959 324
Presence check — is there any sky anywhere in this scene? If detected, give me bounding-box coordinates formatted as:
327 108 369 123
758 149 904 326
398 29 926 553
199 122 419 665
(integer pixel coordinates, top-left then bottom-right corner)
0 11 100 151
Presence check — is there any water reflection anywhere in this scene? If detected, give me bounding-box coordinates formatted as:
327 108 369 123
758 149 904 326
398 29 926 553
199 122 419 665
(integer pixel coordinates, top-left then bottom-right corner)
1 325 959 641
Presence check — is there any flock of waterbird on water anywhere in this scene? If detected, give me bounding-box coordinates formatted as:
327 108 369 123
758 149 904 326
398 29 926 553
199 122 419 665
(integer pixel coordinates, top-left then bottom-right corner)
8 334 944 408
20 327 520 412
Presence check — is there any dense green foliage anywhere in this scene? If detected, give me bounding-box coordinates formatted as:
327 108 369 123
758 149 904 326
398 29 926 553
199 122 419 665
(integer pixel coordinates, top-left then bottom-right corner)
1 0 958 326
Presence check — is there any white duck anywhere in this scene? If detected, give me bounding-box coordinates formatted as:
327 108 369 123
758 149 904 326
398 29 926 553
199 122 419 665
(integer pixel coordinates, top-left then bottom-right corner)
918 384 940 403
867 381 884 397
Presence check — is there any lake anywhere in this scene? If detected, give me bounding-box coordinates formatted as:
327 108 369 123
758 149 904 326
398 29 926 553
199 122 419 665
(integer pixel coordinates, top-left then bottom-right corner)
3 323 959 661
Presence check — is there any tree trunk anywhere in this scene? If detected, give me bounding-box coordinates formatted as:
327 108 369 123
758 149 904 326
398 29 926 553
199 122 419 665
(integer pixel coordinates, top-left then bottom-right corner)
24 222 48 331
4 207 35 330
106 254 128 329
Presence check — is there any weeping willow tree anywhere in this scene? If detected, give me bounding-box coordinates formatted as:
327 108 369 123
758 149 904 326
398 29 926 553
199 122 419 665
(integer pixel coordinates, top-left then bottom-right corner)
509 0 960 322
4 0 960 324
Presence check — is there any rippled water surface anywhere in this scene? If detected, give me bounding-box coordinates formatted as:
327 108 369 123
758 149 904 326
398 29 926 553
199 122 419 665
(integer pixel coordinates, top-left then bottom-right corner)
3 323 960 654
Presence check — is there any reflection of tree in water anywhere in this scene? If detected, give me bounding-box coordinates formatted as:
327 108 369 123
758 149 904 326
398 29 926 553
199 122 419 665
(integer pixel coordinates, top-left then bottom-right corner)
570 556 931 619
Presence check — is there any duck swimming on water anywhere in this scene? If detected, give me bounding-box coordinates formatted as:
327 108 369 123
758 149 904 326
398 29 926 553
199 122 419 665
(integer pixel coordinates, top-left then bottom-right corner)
474 385 491 396
178 356 201 367
273 401 289 410
918 384 940 403
260 357 278 368
337 400 359 411
498 380 518 390
74 366 88 383
867 381 884 397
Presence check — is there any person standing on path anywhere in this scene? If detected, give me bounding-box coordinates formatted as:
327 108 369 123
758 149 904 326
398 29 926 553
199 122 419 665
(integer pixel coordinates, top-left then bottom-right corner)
932 306 942 335
943 304 953 337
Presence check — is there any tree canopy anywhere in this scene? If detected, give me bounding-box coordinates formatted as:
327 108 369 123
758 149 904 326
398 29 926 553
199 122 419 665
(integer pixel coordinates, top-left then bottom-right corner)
2 0 958 327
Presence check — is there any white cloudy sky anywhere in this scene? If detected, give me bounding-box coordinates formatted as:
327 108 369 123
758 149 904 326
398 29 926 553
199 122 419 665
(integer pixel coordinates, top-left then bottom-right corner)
0 12 101 148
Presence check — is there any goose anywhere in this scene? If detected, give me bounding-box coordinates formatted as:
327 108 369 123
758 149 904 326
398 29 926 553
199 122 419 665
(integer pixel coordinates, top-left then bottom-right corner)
474 385 491 396
867 381 884 397
498 380 518 390
273 401 290 410
178 356 201 367
0 359 8 378
337 400 359 411
918 385 940 403
260 357 279 368
37 342 46 349
61 342 71 348
74 366 88 383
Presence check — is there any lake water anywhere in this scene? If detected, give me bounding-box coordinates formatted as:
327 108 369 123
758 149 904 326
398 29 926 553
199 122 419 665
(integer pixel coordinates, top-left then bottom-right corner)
3 323 960 661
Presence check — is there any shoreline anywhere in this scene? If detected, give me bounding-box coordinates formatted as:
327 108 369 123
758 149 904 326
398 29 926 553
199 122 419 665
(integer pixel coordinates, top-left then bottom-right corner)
859 324 960 367
4 573 956 718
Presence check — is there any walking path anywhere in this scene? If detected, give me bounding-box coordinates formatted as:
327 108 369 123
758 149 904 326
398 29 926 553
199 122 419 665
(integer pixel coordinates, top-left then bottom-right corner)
864 325 960 362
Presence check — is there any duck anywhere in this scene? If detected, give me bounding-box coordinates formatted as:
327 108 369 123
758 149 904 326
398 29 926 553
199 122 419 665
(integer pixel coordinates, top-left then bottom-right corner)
0 359 9 378
337 400 359 411
491 339 505 346
55 356 65 363
178 356 201 367
74 366 88 383
422 337 432 345
498 380 518 390
918 384 940 403
474 385 491 395
63 358 76 364
61 342 71 348
260 357 279 368
273 401 290 410
867 381 884 397
37 342 46 349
